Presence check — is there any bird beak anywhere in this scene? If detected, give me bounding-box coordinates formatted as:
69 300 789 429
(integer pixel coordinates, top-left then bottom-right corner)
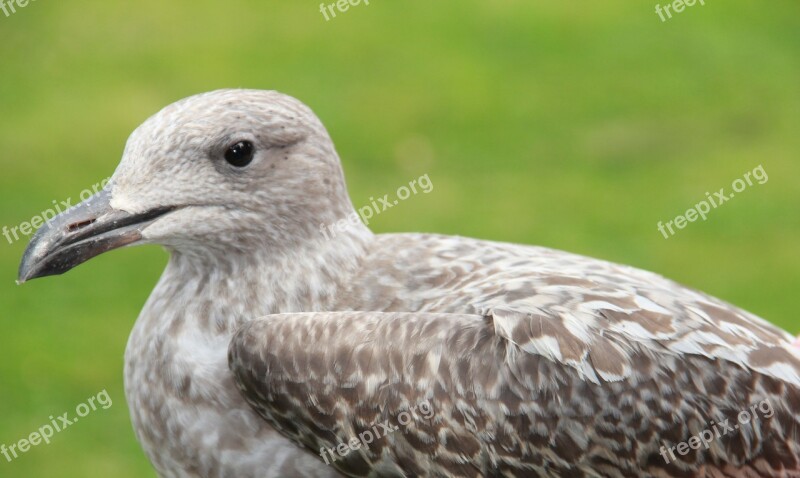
18 189 175 283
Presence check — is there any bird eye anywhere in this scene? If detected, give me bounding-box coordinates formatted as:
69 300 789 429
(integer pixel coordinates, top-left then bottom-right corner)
224 141 255 167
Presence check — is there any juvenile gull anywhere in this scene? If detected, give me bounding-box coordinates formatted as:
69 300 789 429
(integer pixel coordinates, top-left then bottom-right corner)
18 89 800 477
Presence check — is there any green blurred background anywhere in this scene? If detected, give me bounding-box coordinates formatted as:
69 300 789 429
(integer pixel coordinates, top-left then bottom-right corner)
0 1 798 476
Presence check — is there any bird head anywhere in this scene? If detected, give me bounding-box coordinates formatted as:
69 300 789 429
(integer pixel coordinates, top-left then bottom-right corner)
18 89 358 282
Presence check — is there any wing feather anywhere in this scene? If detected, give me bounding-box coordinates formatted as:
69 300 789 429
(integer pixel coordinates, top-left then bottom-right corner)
229 311 800 477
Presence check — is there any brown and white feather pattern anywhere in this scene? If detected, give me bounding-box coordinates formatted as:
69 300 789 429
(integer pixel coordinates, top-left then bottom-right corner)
68 89 798 478
230 234 800 477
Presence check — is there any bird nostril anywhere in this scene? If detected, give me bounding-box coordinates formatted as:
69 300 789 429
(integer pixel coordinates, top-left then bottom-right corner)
67 219 96 232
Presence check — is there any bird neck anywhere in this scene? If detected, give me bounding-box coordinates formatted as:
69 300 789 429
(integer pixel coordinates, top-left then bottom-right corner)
155 219 374 330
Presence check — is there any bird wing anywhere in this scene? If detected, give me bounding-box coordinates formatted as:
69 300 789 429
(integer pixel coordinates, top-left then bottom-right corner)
228 310 800 477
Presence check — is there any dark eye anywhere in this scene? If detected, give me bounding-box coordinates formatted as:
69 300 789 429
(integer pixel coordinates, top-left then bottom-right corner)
224 141 254 167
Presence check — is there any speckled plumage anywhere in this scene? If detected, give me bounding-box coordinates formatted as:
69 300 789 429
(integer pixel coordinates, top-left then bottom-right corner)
23 90 800 477
231 234 800 477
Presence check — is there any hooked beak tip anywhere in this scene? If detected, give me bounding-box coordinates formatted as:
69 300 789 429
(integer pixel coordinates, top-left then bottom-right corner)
17 189 175 282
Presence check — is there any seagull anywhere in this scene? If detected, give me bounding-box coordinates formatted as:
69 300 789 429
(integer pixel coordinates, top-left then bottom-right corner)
18 89 800 478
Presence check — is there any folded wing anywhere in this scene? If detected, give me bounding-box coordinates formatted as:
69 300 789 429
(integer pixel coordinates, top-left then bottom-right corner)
229 310 800 477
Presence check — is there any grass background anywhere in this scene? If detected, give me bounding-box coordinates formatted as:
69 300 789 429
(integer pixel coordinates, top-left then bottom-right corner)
0 1 798 476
